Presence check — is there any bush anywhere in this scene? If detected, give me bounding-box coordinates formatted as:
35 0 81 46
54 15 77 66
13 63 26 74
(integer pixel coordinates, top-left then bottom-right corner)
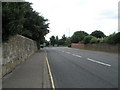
83 35 93 44
103 33 116 44
99 39 104 43
90 37 99 44
112 32 120 44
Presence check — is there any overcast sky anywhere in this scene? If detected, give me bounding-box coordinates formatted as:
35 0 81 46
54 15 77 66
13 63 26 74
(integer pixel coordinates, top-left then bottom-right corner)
26 0 119 40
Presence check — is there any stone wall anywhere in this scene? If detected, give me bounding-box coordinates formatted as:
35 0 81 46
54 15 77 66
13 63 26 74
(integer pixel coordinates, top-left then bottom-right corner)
71 43 119 53
1 35 37 77
0 45 2 78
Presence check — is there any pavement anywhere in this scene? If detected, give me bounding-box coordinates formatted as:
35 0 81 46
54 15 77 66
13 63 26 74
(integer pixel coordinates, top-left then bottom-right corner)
46 47 118 88
0 46 2 90
2 49 51 88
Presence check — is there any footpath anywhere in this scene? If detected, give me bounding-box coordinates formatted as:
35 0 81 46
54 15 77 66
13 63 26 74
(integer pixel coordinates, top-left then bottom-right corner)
2 49 51 88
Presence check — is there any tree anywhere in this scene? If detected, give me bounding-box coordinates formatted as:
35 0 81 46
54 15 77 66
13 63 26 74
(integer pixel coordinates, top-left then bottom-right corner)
103 32 120 44
90 37 99 44
56 36 59 41
65 37 71 46
55 36 59 45
2 2 27 41
45 40 50 46
112 32 120 44
71 31 88 43
91 30 106 38
62 34 67 41
58 34 67 45
2 2 49 49
50 36 56 46
83 35 93 44
50 35 67 46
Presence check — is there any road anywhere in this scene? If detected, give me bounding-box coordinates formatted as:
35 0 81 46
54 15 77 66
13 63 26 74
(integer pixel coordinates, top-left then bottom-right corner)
45 47 118 88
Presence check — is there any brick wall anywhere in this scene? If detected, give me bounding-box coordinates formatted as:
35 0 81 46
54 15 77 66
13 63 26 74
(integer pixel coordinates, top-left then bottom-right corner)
71 43 118 53
71 43 85 49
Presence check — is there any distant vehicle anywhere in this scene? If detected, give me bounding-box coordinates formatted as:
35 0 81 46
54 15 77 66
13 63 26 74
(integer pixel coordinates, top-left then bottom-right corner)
40 44 44 48
68 44 71 47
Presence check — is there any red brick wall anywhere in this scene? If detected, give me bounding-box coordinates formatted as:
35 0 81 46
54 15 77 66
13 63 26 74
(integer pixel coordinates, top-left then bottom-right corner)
71 43 85 49
71 43 118 53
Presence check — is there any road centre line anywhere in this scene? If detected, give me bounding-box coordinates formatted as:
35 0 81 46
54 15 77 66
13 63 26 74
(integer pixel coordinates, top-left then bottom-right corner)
64 52 80 57
72 54 82 58
87 58 111 67
74 49 79 50
74 55 82 58
63 51 111 67
72 54 79 57
72 54 76 56
66 52 71 54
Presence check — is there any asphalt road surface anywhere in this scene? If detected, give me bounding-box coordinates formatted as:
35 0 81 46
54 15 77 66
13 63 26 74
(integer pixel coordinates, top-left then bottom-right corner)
45 47 118 88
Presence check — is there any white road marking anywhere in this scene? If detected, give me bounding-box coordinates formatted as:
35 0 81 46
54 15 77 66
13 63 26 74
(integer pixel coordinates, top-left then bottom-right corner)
87 58 111 67
66 52 71 54
74 49 79 50
72 54 76 56
75 55 82 58
72 54 82 58
61 49 111 67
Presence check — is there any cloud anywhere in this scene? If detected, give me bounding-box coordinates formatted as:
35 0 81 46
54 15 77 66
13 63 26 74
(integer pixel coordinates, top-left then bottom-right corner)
2 0 24 2
27 0 119 40
99 9 118 19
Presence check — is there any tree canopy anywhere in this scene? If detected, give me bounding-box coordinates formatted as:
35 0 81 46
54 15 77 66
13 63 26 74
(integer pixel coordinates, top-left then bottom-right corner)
91 30 106 38
71 31 88 43
58 34 67 45
83 35 93 44
2 2 49 48
50 36 56 46
50 34 67 46
103 32 120 44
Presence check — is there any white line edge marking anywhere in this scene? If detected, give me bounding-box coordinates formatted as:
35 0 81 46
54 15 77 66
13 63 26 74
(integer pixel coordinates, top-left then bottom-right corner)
87 58 111 67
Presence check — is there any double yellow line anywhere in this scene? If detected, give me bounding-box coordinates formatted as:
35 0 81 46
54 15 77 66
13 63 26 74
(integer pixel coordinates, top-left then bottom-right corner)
45 50 55 90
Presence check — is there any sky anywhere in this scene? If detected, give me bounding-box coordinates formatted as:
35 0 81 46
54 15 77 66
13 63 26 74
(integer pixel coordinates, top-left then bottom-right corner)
26 0 119 40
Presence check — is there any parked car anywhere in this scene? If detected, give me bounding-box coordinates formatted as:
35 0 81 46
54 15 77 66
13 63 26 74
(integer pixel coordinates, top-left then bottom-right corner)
68 44 71 47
